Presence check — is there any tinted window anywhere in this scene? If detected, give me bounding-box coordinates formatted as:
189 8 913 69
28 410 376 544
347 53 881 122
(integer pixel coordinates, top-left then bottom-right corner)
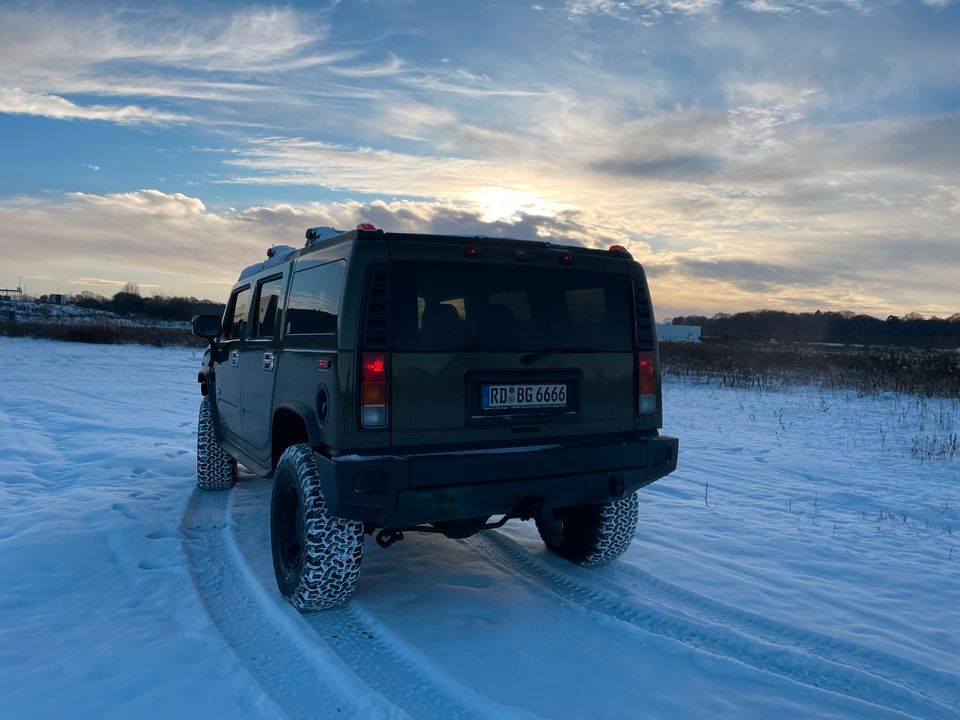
225 286 251 340
285 261 345 335
252 276 284 339
394 262 632 351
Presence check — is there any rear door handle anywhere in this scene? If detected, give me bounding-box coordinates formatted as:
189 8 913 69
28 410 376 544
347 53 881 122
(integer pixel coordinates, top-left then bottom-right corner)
230 350 240 367
263 352 275 371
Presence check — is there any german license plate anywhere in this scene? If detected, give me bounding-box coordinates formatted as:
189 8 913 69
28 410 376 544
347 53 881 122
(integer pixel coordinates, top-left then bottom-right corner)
481 383 567 410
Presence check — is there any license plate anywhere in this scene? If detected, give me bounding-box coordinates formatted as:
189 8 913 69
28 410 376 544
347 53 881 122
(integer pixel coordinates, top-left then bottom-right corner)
481 383 567 410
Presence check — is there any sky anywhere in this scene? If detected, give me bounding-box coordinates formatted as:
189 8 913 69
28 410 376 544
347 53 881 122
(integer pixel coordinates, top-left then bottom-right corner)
0 0 958 319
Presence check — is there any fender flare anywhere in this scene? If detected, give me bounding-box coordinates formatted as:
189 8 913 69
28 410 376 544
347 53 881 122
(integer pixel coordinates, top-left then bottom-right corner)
273 400 322 447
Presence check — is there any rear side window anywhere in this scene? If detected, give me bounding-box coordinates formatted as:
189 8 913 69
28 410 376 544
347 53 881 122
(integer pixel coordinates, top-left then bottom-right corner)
393 262 632 352
285 260 345 335
251 276 284 339
224 286 251 340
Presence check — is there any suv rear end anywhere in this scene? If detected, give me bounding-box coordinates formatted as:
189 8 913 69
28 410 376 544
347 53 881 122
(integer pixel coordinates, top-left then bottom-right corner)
321 231 678 538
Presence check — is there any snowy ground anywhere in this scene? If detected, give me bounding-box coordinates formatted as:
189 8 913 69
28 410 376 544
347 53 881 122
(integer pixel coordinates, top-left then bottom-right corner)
1 337 958 720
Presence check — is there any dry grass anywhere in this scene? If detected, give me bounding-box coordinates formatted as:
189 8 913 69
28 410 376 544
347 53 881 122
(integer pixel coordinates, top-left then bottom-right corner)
661 342 960 398
0 319 203 348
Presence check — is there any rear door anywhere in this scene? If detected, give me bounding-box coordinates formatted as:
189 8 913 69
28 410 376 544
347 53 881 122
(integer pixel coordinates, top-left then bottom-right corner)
385 252 636 449
215 284 251 441
238 272 287 461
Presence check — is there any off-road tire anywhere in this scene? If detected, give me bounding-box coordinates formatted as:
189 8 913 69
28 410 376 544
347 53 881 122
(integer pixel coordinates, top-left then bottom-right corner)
270 444 364 610
196 397 237 491
536 492 639 566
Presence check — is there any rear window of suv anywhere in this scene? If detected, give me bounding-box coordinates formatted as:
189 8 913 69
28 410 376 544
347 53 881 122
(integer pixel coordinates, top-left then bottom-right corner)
392 261 632 352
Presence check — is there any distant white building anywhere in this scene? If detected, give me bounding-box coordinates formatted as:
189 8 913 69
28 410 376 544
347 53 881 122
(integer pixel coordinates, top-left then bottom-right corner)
657 324 701 342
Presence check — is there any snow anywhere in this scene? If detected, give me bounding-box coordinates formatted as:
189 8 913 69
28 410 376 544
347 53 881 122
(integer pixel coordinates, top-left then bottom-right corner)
1 337 958 719
239 245 298 281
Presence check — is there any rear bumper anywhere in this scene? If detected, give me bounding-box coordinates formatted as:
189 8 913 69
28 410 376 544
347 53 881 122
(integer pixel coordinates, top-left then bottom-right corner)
316 434 679 528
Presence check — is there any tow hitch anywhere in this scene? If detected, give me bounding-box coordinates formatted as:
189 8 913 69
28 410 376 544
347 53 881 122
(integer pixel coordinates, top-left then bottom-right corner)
536 505 564 546
376 529 404 548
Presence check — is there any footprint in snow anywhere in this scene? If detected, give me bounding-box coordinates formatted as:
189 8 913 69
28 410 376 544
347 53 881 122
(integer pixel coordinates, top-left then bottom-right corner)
111 503 144 522
138 559 177 570
164 449 188 460
145 529 178 540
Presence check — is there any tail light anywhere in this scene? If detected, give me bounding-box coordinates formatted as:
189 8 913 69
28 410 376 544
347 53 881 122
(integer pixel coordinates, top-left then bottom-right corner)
361 351 388 428
638 350 656 414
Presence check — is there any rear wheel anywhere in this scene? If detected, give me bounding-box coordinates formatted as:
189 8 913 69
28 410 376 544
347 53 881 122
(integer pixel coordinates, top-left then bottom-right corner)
270 444 364 610
536 493 639 566
196 397 237 491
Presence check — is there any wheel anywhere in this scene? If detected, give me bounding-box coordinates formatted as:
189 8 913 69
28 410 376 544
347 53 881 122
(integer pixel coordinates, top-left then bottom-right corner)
270 444 364 610
536 492 639 566
196 397 237 491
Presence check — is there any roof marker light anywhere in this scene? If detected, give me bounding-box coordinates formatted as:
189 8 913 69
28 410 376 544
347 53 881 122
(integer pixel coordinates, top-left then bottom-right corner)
357 223 377 231
609 245 627 252
558 254 573 265
464 247 481 259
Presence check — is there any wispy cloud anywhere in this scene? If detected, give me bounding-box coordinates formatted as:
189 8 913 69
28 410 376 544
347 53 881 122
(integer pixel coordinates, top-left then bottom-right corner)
0 7 336 74
566 0 720 21
69 277 159 288
0 88 188 125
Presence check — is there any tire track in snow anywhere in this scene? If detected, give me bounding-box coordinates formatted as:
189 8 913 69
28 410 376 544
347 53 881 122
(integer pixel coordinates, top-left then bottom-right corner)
604 556 960 716
230 482 535 720
297 606 514 720
182 488 406 720
193 483 515 720
465 531 958 720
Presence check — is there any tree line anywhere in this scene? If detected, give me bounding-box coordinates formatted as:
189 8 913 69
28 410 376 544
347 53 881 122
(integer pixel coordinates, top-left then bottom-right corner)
670 309 960 349
56 283 224 323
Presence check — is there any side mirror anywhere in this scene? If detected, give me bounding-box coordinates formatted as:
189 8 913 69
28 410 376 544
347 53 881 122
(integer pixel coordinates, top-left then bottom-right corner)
191 314 222 339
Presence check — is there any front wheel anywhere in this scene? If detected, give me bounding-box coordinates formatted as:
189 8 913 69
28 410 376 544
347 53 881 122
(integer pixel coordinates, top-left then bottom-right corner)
536 493 639 566
196 397 237 491
270 444 364 610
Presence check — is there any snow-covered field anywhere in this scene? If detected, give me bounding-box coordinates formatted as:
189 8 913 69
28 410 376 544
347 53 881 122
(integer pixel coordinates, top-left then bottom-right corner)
1 337 958 720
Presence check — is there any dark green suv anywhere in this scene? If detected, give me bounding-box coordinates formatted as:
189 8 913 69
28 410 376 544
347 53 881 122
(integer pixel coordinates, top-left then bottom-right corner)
192 225 678 610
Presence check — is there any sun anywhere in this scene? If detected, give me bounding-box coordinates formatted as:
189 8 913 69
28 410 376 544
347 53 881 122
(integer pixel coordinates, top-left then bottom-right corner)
469 187 567 223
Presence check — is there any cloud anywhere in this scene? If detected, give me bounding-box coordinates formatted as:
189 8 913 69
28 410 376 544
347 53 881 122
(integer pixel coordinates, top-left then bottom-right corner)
69 277 159 288
0 5 388 130
591 153 720 180
567 0 952 20
0 3 958 318
566 0 720 20
69 189 209 217
0 88 188 125
0 7 335 75
0 191 627 301
2 190 957 319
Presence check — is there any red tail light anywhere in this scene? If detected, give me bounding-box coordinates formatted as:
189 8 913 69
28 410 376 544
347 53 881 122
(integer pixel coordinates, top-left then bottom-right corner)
638 351 656 414
361 351 388 428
